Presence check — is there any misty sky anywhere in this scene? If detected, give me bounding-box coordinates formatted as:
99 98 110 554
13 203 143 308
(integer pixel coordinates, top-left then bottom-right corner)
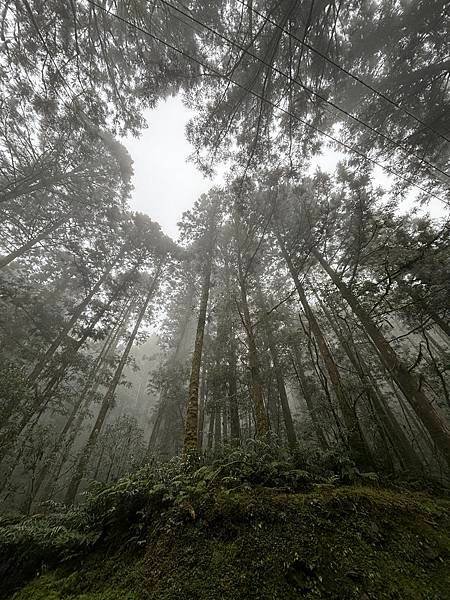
123 95 345 239
124 95 443 240
123 95 214 240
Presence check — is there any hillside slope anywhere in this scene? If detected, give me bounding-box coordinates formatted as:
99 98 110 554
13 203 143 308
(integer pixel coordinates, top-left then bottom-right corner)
3 459 450 600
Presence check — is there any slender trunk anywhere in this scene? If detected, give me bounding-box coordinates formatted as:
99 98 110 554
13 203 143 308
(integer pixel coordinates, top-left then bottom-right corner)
258 285 297 448
316 291 423 473
258 289 297 449
0 170 79 204
147 399 166 454
0 296 131 470
214 399 222 450
313 248 450 467
290 348 329 450
148 284 196 456
403 284 450 339
183 255 213 453
222 398 228 443
39 270 137 402
277 234 371 466
237 264 269 437
0 216 68 268
104 445 119 483
31 304 131 502
64 264 163 504
198 362 208 449
207 402 215 452
28 243 128 384
93 443 107 481
228 341 241 445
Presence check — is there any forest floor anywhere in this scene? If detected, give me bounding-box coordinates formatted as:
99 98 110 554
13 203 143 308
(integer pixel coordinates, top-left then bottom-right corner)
2 453 450 599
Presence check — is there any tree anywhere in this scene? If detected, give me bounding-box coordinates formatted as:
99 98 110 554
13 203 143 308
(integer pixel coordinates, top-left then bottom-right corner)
182 193 220 453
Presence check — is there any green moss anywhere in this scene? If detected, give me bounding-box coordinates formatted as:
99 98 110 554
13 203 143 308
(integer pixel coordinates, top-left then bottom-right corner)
141 485 450 599
8 485 450 600
10 553 146 600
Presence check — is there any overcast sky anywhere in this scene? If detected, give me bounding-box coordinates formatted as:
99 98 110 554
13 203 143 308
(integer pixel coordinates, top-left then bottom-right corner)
123 95 214 240
123 95 444 240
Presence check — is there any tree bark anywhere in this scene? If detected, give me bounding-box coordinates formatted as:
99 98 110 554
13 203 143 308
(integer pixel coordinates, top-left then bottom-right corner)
313 248 450 467
316 290 423 473
236 259 269 437
290 348 329 450
277 234 371 467
257 285 297 450
228 339 241 445
31 299 133 503
0 216 68 268
28 243 128 384
183 255 213 453
214 397 222 450
198 361 208 448
64 263 163 504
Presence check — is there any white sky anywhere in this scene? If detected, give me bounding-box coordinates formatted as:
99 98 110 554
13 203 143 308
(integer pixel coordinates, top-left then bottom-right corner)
123 95 215 240
124 95 445 239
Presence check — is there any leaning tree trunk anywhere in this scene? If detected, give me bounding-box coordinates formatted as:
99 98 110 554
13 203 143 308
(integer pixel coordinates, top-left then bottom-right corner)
257 285 297 450
65 264 163 504
401 283 450 339
313 248 450 467
28 242 128 385
290 348 329 451
316 290 423 474
2 260 131 460
277 234 371 467
0 170 80 204
32 298 134 503
39 268 138 402
0 216 69 268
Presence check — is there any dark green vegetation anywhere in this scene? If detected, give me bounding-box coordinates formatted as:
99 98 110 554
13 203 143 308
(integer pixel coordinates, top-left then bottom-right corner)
2 446 449 600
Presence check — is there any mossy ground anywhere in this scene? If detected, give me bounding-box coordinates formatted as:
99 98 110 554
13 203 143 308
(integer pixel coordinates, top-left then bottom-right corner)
10 485 450 600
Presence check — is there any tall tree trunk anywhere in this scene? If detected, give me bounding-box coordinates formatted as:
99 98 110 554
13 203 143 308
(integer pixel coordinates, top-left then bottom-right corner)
222 395 229 443
313 249 450 467
277 234 371 467
64 263 163 504
290 348 329 450
237 260 269 437
0 216 68 268
148 282 196 456
147 399 166 454
207 401 216 452
257 285 297 449
228 338 241 445
28 243 128 384
183 255 213 453
198 361 208 448
31 299 133 503
316 291 423 473
214 397 222 450
38 273 136 404
402 283 450 339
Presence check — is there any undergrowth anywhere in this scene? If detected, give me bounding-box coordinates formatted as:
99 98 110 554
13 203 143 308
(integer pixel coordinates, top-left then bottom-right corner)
1 441 449 599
